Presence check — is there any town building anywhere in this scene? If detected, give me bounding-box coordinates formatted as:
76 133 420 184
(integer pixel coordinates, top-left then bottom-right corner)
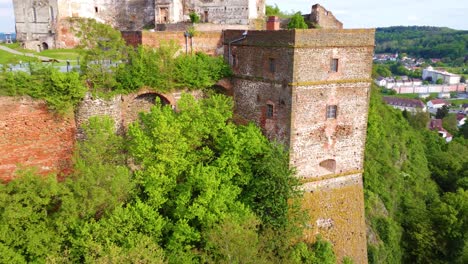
422 66 461 84
429 119 453 142
383 97 426 113
427 99 450 109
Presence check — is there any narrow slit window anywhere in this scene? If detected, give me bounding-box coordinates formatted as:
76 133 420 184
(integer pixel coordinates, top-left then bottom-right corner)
269 58 276 73
95 6 99 13
232 54 237 67
49 6 55 21
326 105 337 119
267 104 274 118
32 7 37 22
331 58 339 72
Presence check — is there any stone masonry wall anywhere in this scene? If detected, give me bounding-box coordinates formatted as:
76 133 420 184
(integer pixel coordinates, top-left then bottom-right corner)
0 97 75 181
225 28 375 263
290 82 371 178
122 31 224 55
309 4 343 29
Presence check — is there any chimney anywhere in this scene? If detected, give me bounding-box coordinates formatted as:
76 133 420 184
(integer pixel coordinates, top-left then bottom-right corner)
266 16 280 30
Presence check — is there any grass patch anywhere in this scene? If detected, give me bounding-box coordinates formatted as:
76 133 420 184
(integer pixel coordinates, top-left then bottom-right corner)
39 49 81 61
0 49 38 65
449 99 468 106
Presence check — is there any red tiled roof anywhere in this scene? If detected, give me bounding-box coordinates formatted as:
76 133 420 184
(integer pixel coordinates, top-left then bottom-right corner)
383 97 425 108
429 99 449 105
457 113 466 121
429 119 443 130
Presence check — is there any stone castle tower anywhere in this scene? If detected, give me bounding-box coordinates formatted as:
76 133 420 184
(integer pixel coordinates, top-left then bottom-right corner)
224 29 375 263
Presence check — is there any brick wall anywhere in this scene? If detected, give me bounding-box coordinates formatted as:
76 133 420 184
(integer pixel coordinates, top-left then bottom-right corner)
0 97 75 181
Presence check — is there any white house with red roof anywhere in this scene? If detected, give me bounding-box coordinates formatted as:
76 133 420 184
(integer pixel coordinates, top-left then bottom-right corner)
457 113 466 127
427 99 450 109
429 119 453 142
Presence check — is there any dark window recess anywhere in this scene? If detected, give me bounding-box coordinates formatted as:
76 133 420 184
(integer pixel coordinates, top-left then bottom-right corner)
266 104 274 118
269 58 276 73
232 54 237 67
32 8 37 22
319 159 336 173
326 105 337 119
95 6 99 13
331 58 339 72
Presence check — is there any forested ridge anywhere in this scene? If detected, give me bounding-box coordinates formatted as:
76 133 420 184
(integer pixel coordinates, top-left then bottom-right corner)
365 85 467 263
375 26 468 62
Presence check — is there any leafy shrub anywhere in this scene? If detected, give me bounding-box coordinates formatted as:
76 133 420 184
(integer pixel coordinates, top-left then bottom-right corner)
189 12 200 23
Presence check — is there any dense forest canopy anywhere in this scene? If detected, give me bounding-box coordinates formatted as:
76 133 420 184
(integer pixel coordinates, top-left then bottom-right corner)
365 85 467 264
375 26 468 62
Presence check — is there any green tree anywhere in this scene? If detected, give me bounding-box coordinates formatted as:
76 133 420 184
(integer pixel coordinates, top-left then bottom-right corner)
436 105 449 119
443 113 459 135
127 94 299 261
406 110 430 129
287 12 308 29
436 78 444 84
71 18 127 93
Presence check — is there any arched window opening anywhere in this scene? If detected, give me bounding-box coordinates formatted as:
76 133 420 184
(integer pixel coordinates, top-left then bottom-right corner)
319 159 336 173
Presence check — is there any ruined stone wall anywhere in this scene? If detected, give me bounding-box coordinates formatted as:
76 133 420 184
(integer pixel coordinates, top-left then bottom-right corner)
13 0 58 50
75 93 123 138
56 0 155 30
155 0 265 25
309 4 343 29
121 31 224 55
0 97 75 181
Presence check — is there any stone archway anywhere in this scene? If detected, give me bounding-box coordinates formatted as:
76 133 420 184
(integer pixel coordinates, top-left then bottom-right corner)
213 78 233 96
122 91 174 128
42 42 49 50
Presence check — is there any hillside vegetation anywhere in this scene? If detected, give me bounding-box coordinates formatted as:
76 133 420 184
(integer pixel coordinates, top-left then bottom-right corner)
375 26 468 65
365 85 467 263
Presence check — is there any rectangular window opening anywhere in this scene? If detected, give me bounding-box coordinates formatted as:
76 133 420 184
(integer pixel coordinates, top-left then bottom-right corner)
267 104 274 118
95 7 99 13
331 58 339 72
269 58 276 73
326 105 337 119
232 54 237 67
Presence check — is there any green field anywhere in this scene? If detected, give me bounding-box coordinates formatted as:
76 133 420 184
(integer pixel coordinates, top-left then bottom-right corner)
449 99 468 106
0 49 38 65
1 43 81 62
39 49 81 61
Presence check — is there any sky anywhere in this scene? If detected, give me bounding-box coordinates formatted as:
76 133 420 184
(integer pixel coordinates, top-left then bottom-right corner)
0 0 467 32
266 0 468 30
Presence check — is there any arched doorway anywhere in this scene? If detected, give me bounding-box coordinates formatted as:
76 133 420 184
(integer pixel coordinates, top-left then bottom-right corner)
123 92 172 128
42 42 49 50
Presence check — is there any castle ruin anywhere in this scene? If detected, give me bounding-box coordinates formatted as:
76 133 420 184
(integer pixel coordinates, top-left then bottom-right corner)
13 0 265 50
7 2 375 262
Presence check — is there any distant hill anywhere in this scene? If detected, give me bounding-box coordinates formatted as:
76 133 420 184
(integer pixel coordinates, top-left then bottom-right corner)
375 26 468 63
